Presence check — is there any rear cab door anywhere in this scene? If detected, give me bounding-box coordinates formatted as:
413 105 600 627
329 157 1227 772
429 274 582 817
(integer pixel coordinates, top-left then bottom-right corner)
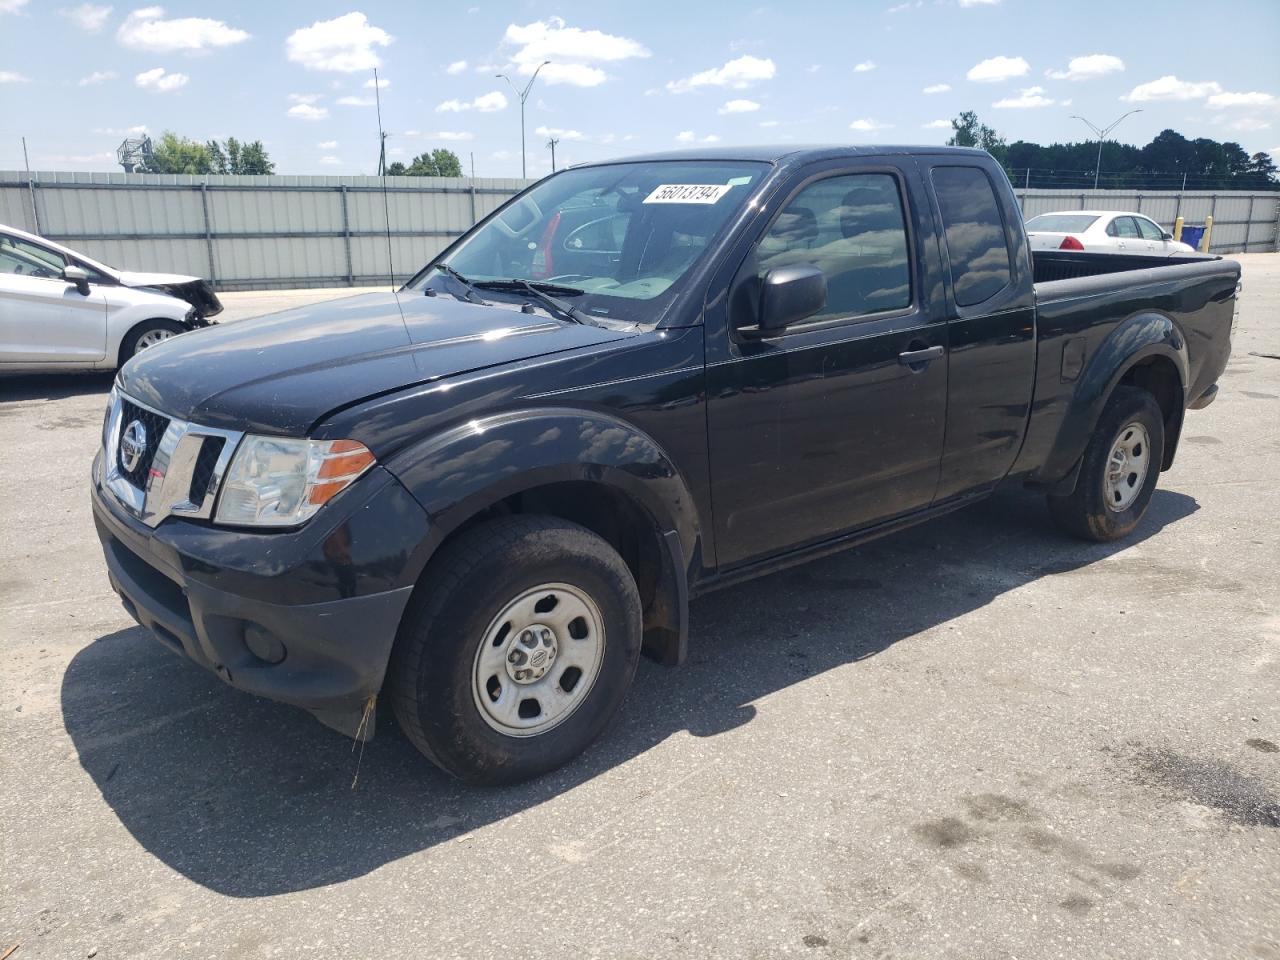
704 154 951 568
918 158 1037 501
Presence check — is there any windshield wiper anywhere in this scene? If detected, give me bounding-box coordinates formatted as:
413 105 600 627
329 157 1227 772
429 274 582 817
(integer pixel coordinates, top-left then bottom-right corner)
474 279 588 325
425 262 488 305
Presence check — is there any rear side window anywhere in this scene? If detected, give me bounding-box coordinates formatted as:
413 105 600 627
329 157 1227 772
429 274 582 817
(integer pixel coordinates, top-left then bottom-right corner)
931 166 1012 307
756 172 911 321
1026 214 1099 233
1109 216 1140 239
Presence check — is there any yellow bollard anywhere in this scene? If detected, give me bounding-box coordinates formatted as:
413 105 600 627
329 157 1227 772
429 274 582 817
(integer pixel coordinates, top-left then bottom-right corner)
1200 215 1213 253
1173 216 1184 242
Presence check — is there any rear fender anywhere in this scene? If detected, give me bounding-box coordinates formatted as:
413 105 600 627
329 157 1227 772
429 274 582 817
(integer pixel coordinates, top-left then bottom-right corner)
388 407 699 663
1038 312 1188 488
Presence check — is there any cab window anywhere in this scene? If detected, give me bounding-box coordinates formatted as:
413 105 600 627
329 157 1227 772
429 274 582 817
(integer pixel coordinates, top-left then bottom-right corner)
755 173 912 321
0 235 66 278
930 166 1012 307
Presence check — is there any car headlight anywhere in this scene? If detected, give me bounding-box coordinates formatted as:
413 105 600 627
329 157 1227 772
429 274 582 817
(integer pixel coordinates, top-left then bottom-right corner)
214 435 375 527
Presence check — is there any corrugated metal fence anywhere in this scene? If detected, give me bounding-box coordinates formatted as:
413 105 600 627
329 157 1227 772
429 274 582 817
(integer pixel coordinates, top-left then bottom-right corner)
1015 188 1279 253
1 173 1275 291
0 171 531 291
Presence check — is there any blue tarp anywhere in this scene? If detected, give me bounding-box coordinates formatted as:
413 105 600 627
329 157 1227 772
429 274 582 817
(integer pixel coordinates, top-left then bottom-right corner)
1180 225 1205 250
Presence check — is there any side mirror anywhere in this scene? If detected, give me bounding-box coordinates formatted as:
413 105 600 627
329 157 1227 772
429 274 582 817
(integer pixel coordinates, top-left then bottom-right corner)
63 265 90 295
758 265 827 333
1161 231 1174 241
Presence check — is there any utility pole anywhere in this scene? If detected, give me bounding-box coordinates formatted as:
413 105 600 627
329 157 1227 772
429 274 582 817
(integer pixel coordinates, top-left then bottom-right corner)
496 60 551 179
1070 110 1143 189
547 137 560 173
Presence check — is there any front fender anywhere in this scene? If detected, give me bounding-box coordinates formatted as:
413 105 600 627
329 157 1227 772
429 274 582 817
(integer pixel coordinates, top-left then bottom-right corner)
1038 311 1188 485
387 406 701 573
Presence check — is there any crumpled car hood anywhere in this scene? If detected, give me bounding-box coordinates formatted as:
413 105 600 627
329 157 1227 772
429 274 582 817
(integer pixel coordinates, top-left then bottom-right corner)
117 271 223 318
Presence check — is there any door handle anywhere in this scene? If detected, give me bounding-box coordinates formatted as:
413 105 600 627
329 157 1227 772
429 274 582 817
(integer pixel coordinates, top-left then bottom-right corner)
898 344 944 368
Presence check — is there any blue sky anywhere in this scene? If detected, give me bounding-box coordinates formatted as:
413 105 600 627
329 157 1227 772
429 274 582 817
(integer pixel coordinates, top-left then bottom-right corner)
2 0 1278 177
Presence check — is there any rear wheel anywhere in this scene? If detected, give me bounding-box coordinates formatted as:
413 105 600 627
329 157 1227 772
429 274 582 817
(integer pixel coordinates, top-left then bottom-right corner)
388 516 642 785
119 318 185 365
1047 385 1165 542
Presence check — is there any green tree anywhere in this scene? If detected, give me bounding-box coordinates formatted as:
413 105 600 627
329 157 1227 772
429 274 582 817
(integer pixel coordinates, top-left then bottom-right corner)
144 132 214 174
1249 151 1278 187
385 161 408 176
401 148 464 177
205 137 275 174
947 111 1007 163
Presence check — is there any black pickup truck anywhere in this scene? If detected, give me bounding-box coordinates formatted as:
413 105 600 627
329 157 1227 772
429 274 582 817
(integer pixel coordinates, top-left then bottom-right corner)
92 146 1238 784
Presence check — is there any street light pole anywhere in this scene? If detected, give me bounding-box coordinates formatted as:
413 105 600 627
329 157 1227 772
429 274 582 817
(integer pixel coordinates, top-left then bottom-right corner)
496 61 551 179
547 137 559 172
1070 110 1143 189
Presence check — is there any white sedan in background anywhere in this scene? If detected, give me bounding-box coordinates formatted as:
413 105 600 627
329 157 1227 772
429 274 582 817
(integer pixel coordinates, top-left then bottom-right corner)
0 224 222 374
1025 211 1197 256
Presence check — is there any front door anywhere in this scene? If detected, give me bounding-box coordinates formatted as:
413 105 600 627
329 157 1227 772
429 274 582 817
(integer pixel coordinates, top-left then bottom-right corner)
706 164 948 568
0 233 106 363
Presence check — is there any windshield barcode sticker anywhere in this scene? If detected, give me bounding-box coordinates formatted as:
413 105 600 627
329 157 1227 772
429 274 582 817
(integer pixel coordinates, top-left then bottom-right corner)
643 184 733 204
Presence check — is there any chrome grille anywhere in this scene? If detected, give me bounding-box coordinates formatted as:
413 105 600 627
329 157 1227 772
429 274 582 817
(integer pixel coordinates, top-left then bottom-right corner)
100 390 244 528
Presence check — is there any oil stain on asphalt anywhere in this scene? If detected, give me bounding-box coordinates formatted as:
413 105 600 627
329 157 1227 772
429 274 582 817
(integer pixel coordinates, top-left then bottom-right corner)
1135 747 1280 828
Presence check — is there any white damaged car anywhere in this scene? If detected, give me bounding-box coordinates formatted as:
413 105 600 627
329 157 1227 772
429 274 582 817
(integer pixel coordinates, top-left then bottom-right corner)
0 224 222 374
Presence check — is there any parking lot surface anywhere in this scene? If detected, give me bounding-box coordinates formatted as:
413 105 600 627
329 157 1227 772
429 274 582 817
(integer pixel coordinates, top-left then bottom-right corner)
2 258 1278 960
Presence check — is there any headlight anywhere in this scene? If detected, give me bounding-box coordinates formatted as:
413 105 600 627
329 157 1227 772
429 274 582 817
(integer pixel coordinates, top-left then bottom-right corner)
214 435 375 527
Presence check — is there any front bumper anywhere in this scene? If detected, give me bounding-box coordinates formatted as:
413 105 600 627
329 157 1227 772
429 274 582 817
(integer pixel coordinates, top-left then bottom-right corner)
91 456 430 737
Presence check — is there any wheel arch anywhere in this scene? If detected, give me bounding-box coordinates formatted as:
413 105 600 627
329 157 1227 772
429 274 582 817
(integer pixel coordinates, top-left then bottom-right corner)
1038 311 1188 490
389 408 700 666
115 315 189 368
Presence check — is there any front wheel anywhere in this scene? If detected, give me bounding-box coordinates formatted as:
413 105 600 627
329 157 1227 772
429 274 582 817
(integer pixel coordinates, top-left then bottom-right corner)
1047 385 1165 542
119 318 185 365
387 516 642 785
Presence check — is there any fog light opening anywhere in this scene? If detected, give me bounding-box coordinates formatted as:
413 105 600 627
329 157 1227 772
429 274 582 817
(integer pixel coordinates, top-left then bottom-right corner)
244 624 287 665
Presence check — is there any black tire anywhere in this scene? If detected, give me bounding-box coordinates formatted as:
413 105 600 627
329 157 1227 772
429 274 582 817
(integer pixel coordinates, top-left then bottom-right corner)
1047 385 1165 542
119 318 185 366
387 516 642 786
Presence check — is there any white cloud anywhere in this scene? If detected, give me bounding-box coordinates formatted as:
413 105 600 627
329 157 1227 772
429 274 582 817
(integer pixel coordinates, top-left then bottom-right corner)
922 119 952 129
317 140 338 149
364 76 389 89
535 125 585 141
1046 54 1124 81
854 60 876 73
0 0 29 12
958 0 999 5
967 55 1029 83
320 156 341 165
59 4 111 31
336 95 375 106
78 69 117 85
668 54 776 93
436 91 507 113
94 124 147 135
502 17 649 87
1122 75 1222 102
993 85 1056 109
1220 116 1271 132
806 64 821 74
923 83 950 94
286 12 392 73
719 99 760 114
1206 91 1275 109
674 130 720 143
433 130 475 141
289 92 321 103
0 70 32 83
134 66 187 92
118 6 248 52
446 59 467 75
849 118 891 131
759 120 780 128
287 102 328 120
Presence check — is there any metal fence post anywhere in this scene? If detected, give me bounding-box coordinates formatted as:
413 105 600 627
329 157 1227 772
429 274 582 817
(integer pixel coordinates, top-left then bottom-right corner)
1244 194 1255 251
469 177 478 225
1273 194 1280 252
1173 191 1181 225
340 184 354 286
1208 195 1218 252
199 182 217 288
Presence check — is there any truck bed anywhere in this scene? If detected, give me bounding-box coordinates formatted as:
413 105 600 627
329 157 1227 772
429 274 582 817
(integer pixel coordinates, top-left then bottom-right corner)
1031 250 1218 284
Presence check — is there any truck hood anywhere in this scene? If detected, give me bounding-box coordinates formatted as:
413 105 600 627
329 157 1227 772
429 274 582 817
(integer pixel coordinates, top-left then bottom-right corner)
118 291 634 434
116 271 223 318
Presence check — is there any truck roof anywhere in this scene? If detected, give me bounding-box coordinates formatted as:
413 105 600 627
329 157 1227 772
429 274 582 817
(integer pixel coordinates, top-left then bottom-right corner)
574 144 992 168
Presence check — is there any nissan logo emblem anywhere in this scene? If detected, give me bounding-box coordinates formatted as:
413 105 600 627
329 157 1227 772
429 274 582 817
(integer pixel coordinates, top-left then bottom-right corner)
120 420 148 473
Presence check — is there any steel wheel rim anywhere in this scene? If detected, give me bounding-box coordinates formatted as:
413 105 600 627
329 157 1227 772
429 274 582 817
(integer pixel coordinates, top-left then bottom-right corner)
1104 420 1150 512
136 328 175 351
472 582 606 737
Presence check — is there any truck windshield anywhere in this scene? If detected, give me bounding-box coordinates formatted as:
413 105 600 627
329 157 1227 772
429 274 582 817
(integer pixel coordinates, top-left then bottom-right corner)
406 160 769 324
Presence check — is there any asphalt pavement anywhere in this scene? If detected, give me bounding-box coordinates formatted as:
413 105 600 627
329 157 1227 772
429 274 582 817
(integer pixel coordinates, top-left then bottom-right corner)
1 258 1277 960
